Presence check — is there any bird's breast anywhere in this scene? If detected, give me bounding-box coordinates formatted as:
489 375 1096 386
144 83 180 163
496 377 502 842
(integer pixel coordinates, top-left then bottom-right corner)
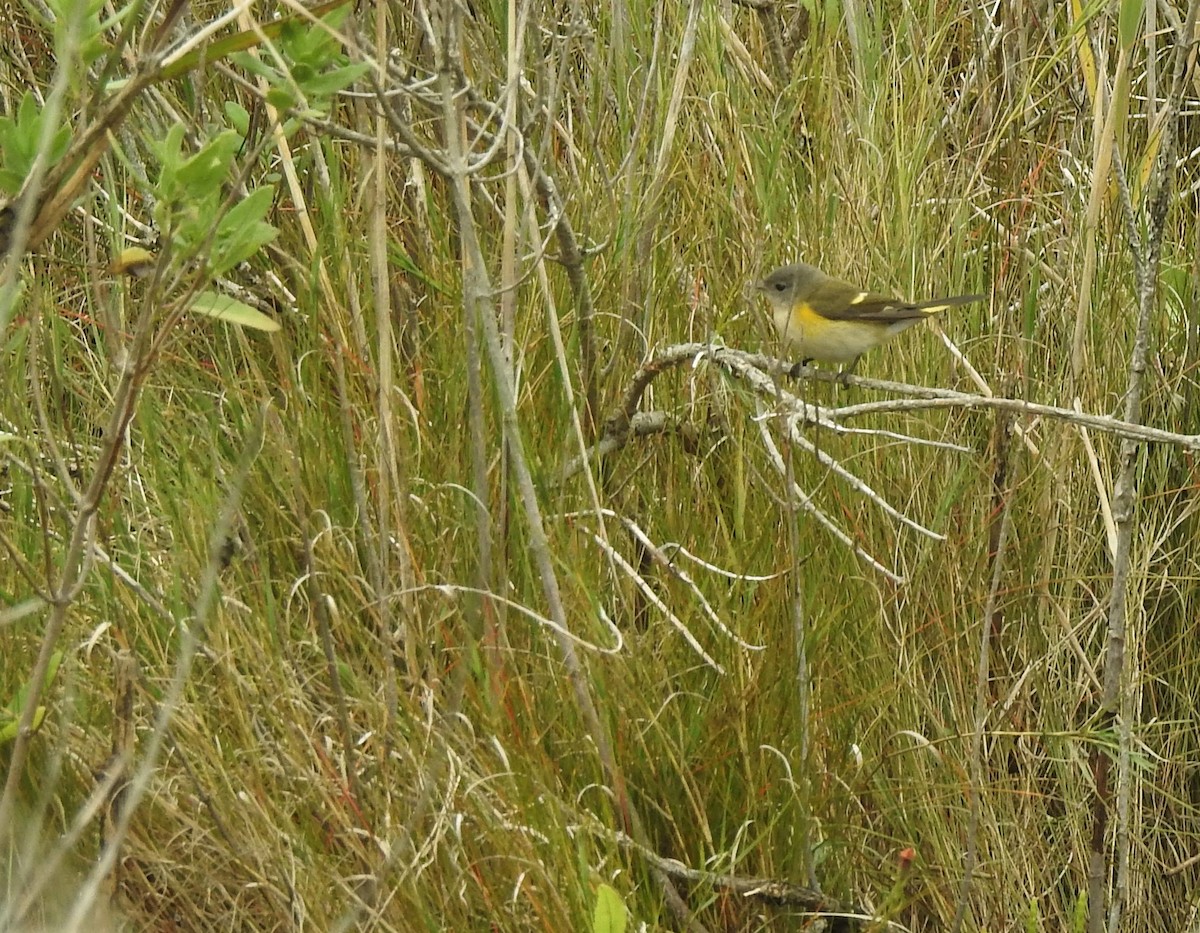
776 301 902 364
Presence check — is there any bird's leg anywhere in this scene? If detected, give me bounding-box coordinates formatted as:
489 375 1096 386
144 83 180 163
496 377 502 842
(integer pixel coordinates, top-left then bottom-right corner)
836 355 862 386
788 358 814 379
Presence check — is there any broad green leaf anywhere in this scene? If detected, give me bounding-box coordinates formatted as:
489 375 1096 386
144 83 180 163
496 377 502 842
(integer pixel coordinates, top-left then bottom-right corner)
225 3 364 116
1072 889 1088 931
229 53 282 83
0 92 72 194
280 4 352 66
302 62 372 100
592 884 626 933
265 87 299 112
1118 0 1143 51
211 187 278 275
161 0 352 81
175 130 242 195
46 0 108 62
152 124 189 195
1025 897 1041 933
190 291 281 332
224 101 251 137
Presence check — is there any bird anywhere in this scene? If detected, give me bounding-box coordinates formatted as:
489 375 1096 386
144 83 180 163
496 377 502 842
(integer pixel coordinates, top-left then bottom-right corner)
756 261 984 371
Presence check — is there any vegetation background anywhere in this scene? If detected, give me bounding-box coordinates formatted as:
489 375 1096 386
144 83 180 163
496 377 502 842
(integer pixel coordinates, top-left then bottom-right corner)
2 0 1199 930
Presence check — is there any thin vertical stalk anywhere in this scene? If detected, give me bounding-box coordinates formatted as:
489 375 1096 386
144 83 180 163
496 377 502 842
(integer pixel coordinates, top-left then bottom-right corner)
1087 5 1200 931
783 439 817 892
1071 30 1119 387
434 5 701 925
61 409 266 931
0 304 156 832
370 0 400 750
951 415 1015 933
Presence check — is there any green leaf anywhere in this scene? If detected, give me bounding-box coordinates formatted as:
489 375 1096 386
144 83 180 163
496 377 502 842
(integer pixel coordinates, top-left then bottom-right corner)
0 91 72 194
0 706 45 744
224 101 251 137
224 3 363 115
266 87 299 112
1118 0 1143 50
1025 897 1040 933
46 0 107 62
211 187 278 275
229 52 281 83
280 5 351 67
190 291 281 332
175 130 243 196
161 0 352 81
0 169 24 195
1 650 62 744
302 62 372 100
1072 889 1088 932
592 884 626 933
17 91 41 156
152 123 188 197
9 651 63 715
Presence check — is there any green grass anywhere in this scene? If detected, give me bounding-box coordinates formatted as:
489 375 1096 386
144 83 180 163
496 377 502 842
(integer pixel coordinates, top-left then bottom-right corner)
3 0 1200 930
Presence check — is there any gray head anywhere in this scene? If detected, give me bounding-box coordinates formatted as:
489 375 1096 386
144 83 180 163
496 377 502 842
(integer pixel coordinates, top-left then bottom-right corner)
755 263 827 308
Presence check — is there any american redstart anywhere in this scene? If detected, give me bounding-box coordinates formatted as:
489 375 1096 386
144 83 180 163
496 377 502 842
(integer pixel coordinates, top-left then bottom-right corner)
756 261 984 369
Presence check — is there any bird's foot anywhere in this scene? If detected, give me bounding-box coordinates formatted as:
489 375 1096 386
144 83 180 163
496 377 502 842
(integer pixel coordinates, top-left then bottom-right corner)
836 356 862 386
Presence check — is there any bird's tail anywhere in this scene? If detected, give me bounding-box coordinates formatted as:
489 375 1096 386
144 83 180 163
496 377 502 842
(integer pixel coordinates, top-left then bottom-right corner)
910 293 986 315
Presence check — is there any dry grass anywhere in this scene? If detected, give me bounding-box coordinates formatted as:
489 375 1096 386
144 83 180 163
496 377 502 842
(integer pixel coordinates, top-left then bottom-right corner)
3 0 1200 930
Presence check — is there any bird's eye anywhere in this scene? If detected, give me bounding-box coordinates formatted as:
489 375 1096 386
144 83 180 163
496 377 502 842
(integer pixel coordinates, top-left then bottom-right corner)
773 281 787 292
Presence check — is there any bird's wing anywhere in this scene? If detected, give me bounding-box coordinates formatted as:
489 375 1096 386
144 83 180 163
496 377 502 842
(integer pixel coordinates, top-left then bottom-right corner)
810 280 983 322
806 278 925 322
